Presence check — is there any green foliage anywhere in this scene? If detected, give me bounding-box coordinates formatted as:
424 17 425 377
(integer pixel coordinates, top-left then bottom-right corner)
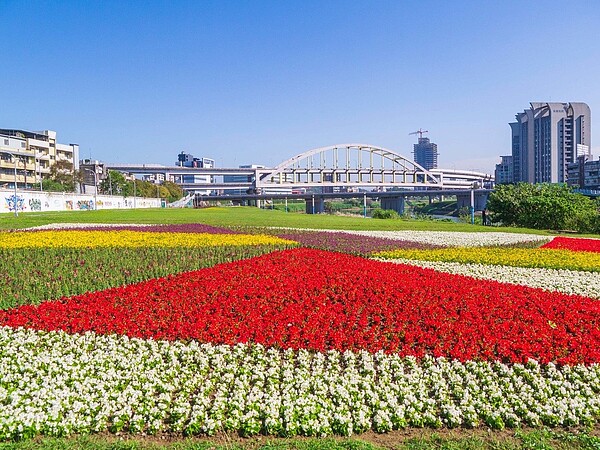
41 179 72 192
98 171 183 202
161 181 184 203
41 160 79 192
487 183 600 233
371 208 400 219
98 170 127 196
412 199 458 217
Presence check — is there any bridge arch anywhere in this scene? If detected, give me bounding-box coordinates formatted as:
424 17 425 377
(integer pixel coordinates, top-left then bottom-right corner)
258 143 442 189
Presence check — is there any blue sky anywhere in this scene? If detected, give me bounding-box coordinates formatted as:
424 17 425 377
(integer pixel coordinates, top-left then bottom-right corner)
1 1 599 173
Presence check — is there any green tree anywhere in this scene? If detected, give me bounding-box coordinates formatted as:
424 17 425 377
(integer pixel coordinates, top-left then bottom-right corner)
487 183 599 233
161 181 184 203
98 170 128 196
43 160 80 192
98 171 184 201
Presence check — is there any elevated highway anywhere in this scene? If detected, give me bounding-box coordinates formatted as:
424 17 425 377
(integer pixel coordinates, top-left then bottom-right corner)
107 143 493 193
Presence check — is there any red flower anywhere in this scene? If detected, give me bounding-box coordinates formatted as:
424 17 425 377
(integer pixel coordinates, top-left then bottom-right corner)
1 248 598 365
542 237 600 253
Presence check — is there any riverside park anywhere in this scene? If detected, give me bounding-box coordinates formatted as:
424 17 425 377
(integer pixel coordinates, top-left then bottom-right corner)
0 207 599 450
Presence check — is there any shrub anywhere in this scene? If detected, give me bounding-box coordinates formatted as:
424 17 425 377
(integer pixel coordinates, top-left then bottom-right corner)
371 208 400 219
487 183 599 233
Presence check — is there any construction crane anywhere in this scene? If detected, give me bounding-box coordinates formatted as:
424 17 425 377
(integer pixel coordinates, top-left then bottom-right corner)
409 128 429 139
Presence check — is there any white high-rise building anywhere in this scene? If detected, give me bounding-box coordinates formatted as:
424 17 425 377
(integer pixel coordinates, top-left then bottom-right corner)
510 102 591 183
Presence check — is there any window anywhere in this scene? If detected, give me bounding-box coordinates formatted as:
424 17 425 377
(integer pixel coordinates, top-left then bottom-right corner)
3 139 8 145
21 142 26 148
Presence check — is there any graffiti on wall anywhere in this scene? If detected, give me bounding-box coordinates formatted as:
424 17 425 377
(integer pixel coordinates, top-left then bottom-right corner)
28 198 42 211
77 200 94 210
1 190 160 212
5 195 25 213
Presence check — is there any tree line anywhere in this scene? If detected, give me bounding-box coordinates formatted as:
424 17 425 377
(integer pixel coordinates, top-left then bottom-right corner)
487 183 600 233
39 162 184 203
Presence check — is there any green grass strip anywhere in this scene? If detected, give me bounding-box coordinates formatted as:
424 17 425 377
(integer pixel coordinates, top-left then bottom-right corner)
0 207 553 235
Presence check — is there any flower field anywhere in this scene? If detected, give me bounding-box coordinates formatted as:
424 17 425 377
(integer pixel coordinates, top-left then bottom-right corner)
262 229 439 255
0 230 290 249
375 247 600 272
0 225 599 440
312 229 551 248
541 236 600 253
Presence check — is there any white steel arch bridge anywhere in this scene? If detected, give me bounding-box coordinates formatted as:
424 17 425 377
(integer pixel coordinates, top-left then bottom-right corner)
106 143 493 192
254 144 492 191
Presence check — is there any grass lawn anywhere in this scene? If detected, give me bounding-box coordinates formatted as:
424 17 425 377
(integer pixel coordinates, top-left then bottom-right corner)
0 207 553 235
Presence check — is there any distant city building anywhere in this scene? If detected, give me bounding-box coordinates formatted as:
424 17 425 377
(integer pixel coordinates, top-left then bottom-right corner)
175 152 214 194
0 129 79 189
567 156 600 190
223 164 264 195
495 155 513 184
412 137 438 170
79 159 106 194
510 102 591 183
142 173 165 183
223 164 292 195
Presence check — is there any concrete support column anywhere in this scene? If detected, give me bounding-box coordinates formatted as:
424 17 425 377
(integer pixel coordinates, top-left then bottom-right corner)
456 192 490 211
380 196 405 215
305 195 325 214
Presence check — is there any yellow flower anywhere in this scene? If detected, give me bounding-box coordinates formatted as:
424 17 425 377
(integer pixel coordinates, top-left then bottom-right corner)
0 230 295 249
374 247 600 272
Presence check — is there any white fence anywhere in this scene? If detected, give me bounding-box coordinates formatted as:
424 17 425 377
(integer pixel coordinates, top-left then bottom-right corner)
0 189 162 214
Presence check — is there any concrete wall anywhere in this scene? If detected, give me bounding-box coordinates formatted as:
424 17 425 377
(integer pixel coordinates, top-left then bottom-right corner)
0 189 161 214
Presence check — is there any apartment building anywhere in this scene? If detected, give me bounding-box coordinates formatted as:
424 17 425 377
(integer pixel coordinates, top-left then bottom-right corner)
567 156 600 190
0 129 79 189
510 102 591 183
495 155 513 184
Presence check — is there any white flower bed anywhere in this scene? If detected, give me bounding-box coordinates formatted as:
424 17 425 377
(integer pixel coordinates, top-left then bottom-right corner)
1 327 599 439
335 230 551 247
384 259 600 299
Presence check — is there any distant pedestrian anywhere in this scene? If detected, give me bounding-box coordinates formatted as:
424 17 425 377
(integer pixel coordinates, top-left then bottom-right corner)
482 209 488 226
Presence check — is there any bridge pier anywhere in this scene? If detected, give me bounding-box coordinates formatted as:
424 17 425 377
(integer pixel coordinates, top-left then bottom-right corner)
305 195 325 214
456 191 489 211
380 196 405 215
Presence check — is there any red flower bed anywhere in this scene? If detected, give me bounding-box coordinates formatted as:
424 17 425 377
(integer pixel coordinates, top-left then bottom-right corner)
1 248 599 365
541 236 600 253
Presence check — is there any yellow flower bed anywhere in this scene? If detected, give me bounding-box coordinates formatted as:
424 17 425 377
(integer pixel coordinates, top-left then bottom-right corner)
0 231 295 249
374 247 600 272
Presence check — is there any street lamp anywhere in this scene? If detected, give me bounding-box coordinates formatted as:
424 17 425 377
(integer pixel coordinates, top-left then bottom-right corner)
83 168 98 210
1 150 20 217
470 181 480 225
35 152 44 192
